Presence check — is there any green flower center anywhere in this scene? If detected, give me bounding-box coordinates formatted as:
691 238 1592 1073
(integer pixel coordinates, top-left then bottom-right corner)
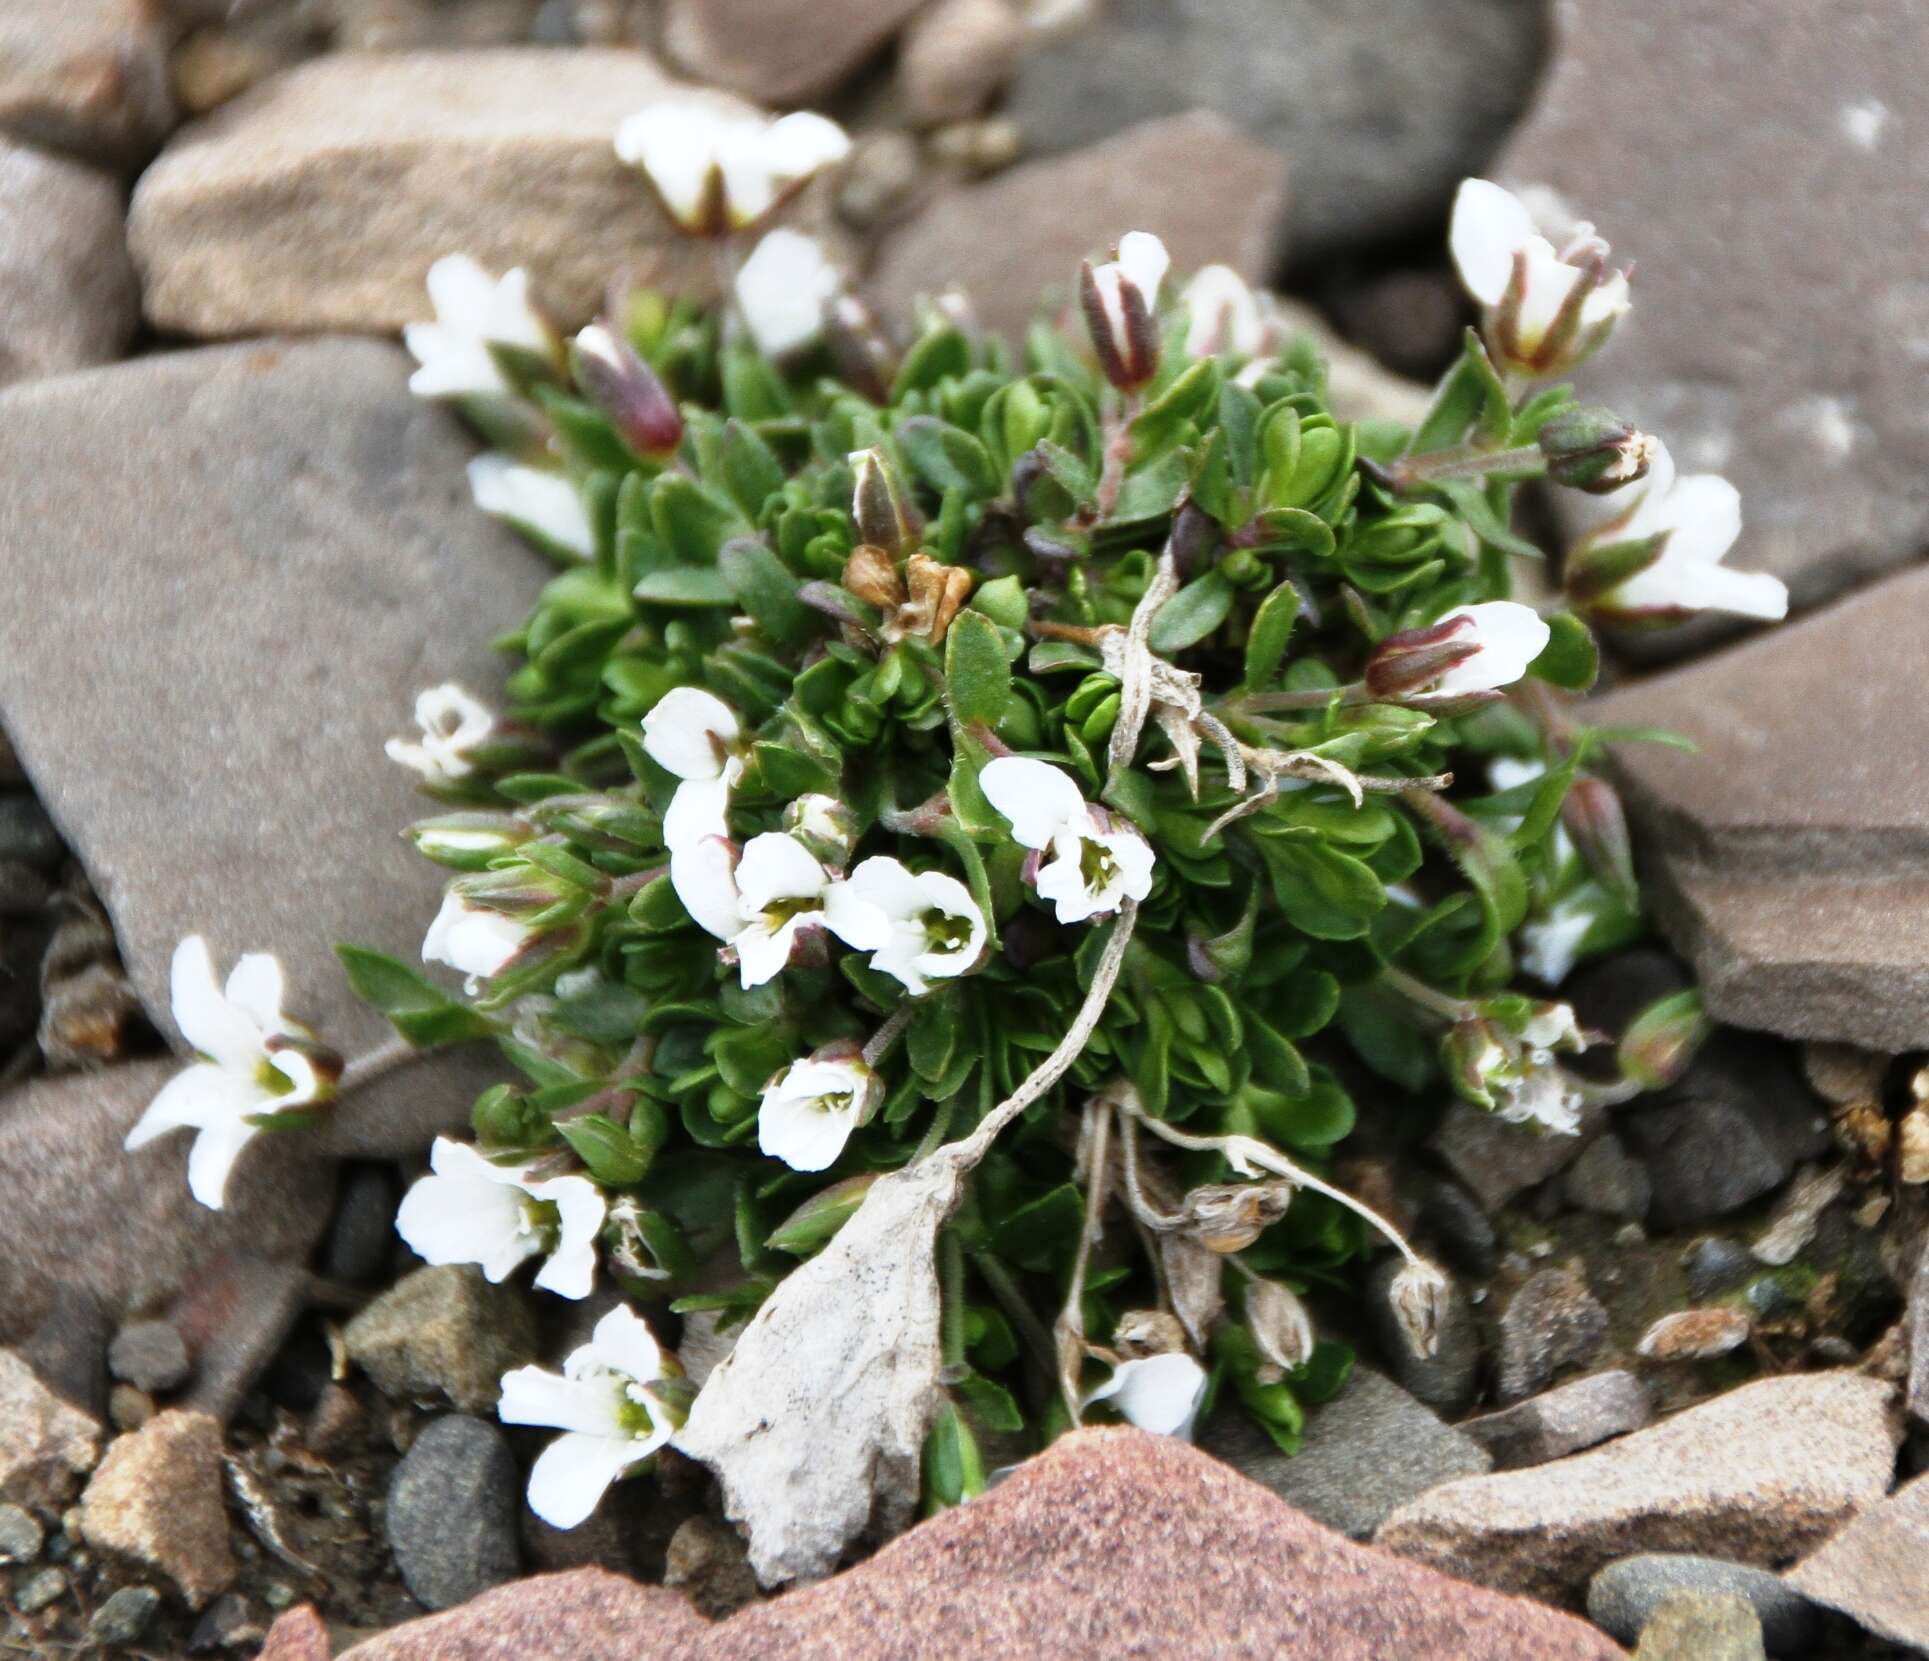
614 1380 659 1439
921 907 971 954
1079 838 1120 893
519 1195 562 1248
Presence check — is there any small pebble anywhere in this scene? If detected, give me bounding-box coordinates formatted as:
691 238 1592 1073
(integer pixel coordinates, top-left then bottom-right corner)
109 1321 193 1393
15 1565 66 1613
1638 1307 1751 1362
110 1383 157 1432
89 1585 162 1647
0 1503 43 1563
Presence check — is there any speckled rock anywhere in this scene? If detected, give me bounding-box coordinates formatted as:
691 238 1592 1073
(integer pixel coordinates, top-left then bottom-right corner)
897 0 1024 126
334 1568 703 1660
0 1349 100 1509
1363 1252 1481 1416
1630 1592 1763 1661
1496 1262 1609 1405
1460 1371 1653 1471
344 1266 540 1414
79 1410 236 1609
386 1415 521 1611
1785 1470 1929 1653
1429 1098 1605 1213
129 50 772 335
0 141 137 386
1589 1555 1819 1656
1637 1309 1750 1363
1376 1373 1901 1602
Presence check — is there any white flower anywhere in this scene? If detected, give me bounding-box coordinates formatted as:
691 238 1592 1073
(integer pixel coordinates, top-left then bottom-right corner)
1181 264 1266 357
1493 1064 1585 1137
404 254 555 400
734 229 842 357
124 937 336 1212
641 687 745 854
757 1047 883 1172
423 889 537 988
1518 894 1597 985
385 683 495 786
1081 1352 1207 1439
467 455 594 561
979 756 1156 924
1425 601 1550 696
1081 230 1169 389
669 833 748 943
1574 441 1788 623
615 99 850 236
397 1136 605 1300
730 831 844 987
834 856 988 995
1449 178 1629 376
498 1306 682 1528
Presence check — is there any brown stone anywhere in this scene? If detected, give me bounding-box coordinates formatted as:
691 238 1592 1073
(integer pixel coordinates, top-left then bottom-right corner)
897 0 1024 127
80 1410 236 1609
1504 0 1929 624
0 0 175 169
128 50 771 337
868 112 1289 350
0 1349 101 1509
1786 1470 1929 1652
1636 1308 1751 1363
257 1604 332 1661
1377 1373 1901 1602
0 140 137 386
661 0 925 104
1589 565 1929 1052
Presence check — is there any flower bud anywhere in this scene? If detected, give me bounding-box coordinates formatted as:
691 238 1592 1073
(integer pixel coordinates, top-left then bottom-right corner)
1079 231 1169 391
604 1195 688 1283
1179 1181 1292 1253
782 792 857 867
571 323 684 460
1243 1279 1315 1379
1388 1258 1451 1359
1365 614 1482 699
764 1171 879 1255
1538 404 1655 494
1443 1016 1509 1112
408 813 532 871
824 292 898 403
1616 988 1711 1092
849 446 918 557
1561 773 1638 906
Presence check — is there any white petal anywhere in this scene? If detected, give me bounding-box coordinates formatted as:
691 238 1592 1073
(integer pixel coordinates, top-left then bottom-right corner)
529 1176 605 1300
663 775 733 855
616 102 721 224
978 757 1089 850
186 1116 261 1211
1098 828 1156 907
404 325 506 399
735 229 842 357
670 837 743 941
123 1063 241 1148
734 832 829 912
430 1134 531 1187
1449 178 1536 306
1034 839 1103 925
1115 231 1170 308
524 1430 643 1530
499 1365 618 1436
223 952 287 1037
1520 904 1595 985
1182 264 1264 356
1429 601 1550 696
641 687 740 781
734 914 809 988
169 935 260 1070
1082 1352 1207 1439
588 1305 665 1384
758 1087 859 1172
821 880 895 954
483 266 551 355
425 254 495 330
396 1160 532 1279
1658 474 1743 565
422 893 531 980
467 456 593 560
765 110 852 178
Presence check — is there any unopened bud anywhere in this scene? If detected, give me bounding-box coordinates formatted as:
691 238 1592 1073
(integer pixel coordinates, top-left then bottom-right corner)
900 552 974 644
1112 1309 1188 1358
408 813 532 871
1365 614 1481 698
783 792 857 867
1562 773 1638 905
571 323 684 459
605 1195 685 1282
1243 1279 1315 1379
1538 404 1654 494
1079 231 1168 391
1389 1258 1451 1359
1616 988 1711 1091
849 446 918 557
1443 1016 1508 1112
824 292 897 403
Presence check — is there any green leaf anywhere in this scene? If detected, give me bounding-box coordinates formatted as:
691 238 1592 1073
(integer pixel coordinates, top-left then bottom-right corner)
1148 569 1235 654
766 1173 879 1254
632 566 735 607
1242 580 1300 690
1256 834 1386 940
650 474 745 565
921 1402 985 1513
556 1112 656 1186
720 538 814 646
719 419 786 520
898 415 999 497
944 608 1012 727
1408 328 1511 455
336 945 497 1047
989 1183 1083 1273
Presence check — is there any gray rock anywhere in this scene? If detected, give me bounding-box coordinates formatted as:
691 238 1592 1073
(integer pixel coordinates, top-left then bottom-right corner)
897 0 1024 127
344 1265 539 1414
1564 1134 1652 1222
1461 1371 1652 1471
0 793 61 868
1589 1554 1819 1656
321 1162 403 1284
1428 1098 1605 1214
171 1256 309 1424
386 1415 520 1611
108 1323 191 1395
20 1285 112 1420
663 1513 760 1619
89 1584 162 1647
663 0 924 102
1632 1592 1764 1661
1364 1254 1481 1417
1411 1171 1498 1277
1507 0 1929 630
1202 1366 1491 1540
1497 1262 1609 1406
0 0 175 169
0 340 543 1155
1909 1242 1928 1431
0 1347 100 1510
869 112 1289 351
1682 1237 1756 1302
0 1502 42 1562
1376 1372 1900 1603
129 51 780 336
1003 0 1543 259
1618 1038 1829 1230
0 1062 329 1343
1590 565 1929 1052
0 141 136 387
1786 1470 1929 1653
15 1564 66 1613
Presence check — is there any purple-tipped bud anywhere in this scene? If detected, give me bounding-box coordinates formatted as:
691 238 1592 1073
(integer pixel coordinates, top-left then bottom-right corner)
572 323 683 460
1365 614 1482 698
1080 231 1170 392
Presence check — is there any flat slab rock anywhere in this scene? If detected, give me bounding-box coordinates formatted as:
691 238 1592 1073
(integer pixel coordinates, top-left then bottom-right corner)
1785 1470 1929 1652
868 112 1289 351
321 1430 1623 1661
1375 1372 1900 1603
0 340 543 1152
1504 0 1929 624
1590 564 1929 1052
128 49 771 336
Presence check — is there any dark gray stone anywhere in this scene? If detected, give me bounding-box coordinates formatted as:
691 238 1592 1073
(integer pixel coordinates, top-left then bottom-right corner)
186 1589 258 1653
1003 0 1544 259
0 140 137 387
19 1284 111 1419
0 340 543 1157
1497 1263 1609 1406
1507 0 1929 629
0 793 61 868
0 1502 42 1562
320 1162 403 1284
386 1414 521 1612
15 1564 66 1612
344 1265 539 1414
1203 1366 1491 1540
108 1322 191 1395
1428 1098 1606 1215
1413 1171 1499 1277
0 1062 329 1344
1461 1371 1652 1471
1682 1237 1756 1302
1589 1554 1819 1656
1364 1254 1481 1417
1564 1134 1652 1222
89 1584 163 1646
